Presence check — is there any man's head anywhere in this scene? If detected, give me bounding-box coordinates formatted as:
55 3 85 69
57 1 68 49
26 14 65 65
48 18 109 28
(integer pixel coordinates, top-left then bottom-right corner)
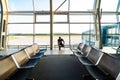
59 37 61 39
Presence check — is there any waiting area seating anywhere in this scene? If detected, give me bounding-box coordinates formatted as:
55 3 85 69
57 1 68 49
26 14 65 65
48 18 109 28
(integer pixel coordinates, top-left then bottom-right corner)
1 42 120 80
73 43 120 80
0 43 46 80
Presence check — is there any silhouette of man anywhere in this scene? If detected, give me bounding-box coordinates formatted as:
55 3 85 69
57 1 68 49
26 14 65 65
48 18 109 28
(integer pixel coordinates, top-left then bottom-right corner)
57 37 65 50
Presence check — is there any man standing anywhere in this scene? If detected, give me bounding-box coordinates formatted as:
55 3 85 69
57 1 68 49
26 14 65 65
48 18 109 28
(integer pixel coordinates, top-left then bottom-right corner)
57 37 65 50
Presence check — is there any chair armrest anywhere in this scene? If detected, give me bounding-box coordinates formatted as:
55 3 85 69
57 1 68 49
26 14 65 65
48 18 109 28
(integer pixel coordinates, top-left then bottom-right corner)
18 65 34 69
78 57 95 66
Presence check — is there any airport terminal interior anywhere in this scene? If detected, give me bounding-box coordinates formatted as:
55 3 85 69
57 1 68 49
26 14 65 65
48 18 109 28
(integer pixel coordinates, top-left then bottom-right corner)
0 0 120 80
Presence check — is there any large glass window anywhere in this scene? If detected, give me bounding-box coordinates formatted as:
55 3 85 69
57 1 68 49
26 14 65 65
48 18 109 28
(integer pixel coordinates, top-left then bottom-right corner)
6 0 120 49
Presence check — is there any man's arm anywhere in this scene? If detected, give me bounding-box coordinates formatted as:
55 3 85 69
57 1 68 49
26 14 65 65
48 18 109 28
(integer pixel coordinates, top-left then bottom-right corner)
62 39 65 44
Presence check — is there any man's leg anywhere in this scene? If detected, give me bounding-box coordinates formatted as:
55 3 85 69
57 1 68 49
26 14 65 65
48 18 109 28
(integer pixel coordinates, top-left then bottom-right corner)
59 46 61 50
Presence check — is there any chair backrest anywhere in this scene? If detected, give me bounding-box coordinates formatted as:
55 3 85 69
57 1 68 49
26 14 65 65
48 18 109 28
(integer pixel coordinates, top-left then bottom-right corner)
33 43 39 53
87 47 104 65
98 53 120 79
25 46 35 57
0 56 17 80
77 43 85 51
81 44 91 57
12 49 29 67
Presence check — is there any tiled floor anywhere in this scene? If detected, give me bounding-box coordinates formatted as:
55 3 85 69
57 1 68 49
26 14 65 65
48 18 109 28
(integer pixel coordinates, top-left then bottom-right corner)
44 48 73 55
0 48 73 57
0 46 118 57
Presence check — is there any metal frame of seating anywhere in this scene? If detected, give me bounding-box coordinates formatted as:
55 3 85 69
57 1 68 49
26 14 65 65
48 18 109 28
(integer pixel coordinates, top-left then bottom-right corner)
0 55 17 80
11 49 39 68
74 42 120 80
0 43 45 80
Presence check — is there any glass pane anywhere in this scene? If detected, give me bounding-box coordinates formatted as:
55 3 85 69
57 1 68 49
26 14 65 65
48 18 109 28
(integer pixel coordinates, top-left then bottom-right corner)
70 15 94 22
8 0 33 11
70 24 94 34
8 15 33 23
35 35 50 46
35 24 50 34
53 0 68 11
101 15 117 23
100 0 118 11
35 24 50 46
70 24 94 45
8 24 33 34
36 15 50 22
54 15 67 22
7 36 33 45
54 24 69 34
70 0 94 11
101 24 119 46
34 0 49 11
70 35 81 46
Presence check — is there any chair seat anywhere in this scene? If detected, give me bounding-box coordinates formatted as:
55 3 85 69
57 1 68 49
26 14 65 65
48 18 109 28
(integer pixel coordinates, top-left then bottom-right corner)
78 57 95 66
21 58 40 68
85 65 115 80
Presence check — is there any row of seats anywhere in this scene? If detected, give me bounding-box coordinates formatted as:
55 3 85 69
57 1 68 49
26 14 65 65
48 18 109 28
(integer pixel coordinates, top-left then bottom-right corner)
0 43 46 80
73 43 120 80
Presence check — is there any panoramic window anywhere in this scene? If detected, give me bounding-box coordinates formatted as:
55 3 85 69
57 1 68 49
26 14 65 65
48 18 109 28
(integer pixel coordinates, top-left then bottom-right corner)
6 0 120 48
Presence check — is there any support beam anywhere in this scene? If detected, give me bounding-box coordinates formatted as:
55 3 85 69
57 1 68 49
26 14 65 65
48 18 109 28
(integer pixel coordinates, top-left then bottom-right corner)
50 0 54 50
54 0 67 12
68 0 71 50
0 0 4 50
94 0 102 49
32 0 35 44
